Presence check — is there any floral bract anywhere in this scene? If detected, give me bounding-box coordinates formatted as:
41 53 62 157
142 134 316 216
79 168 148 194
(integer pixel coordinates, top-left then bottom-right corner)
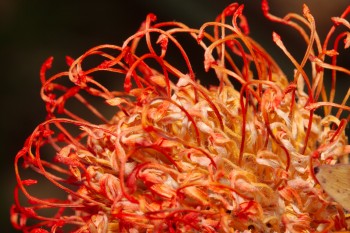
11 2 350 233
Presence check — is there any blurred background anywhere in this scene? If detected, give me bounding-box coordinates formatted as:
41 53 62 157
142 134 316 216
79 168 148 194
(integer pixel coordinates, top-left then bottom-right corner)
1 0 348 232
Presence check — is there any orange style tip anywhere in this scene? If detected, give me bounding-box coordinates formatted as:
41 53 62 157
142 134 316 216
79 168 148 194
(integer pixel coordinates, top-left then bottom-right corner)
331 17 342 26
272 32 281 43
324 49 339 57
106 97 126 106
302 4 311 17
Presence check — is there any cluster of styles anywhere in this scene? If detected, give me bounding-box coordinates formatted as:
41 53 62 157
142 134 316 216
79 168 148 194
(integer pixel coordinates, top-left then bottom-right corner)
11 1 350 233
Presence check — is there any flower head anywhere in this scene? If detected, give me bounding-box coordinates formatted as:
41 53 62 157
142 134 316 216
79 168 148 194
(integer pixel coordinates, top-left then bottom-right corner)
11 2 350 233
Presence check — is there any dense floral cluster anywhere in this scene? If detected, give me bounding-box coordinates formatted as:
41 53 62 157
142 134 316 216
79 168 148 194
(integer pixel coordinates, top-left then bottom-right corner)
11 2 350 233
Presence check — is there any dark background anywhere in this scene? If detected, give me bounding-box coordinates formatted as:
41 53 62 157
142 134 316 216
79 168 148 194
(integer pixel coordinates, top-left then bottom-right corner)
1 1 348 232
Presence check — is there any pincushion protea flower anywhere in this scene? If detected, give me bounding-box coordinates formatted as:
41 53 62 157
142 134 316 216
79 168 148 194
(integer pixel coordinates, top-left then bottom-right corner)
11 1 350 233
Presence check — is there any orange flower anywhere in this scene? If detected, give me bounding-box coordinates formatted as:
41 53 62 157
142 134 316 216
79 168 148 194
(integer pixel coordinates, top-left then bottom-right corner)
11 2 350 233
